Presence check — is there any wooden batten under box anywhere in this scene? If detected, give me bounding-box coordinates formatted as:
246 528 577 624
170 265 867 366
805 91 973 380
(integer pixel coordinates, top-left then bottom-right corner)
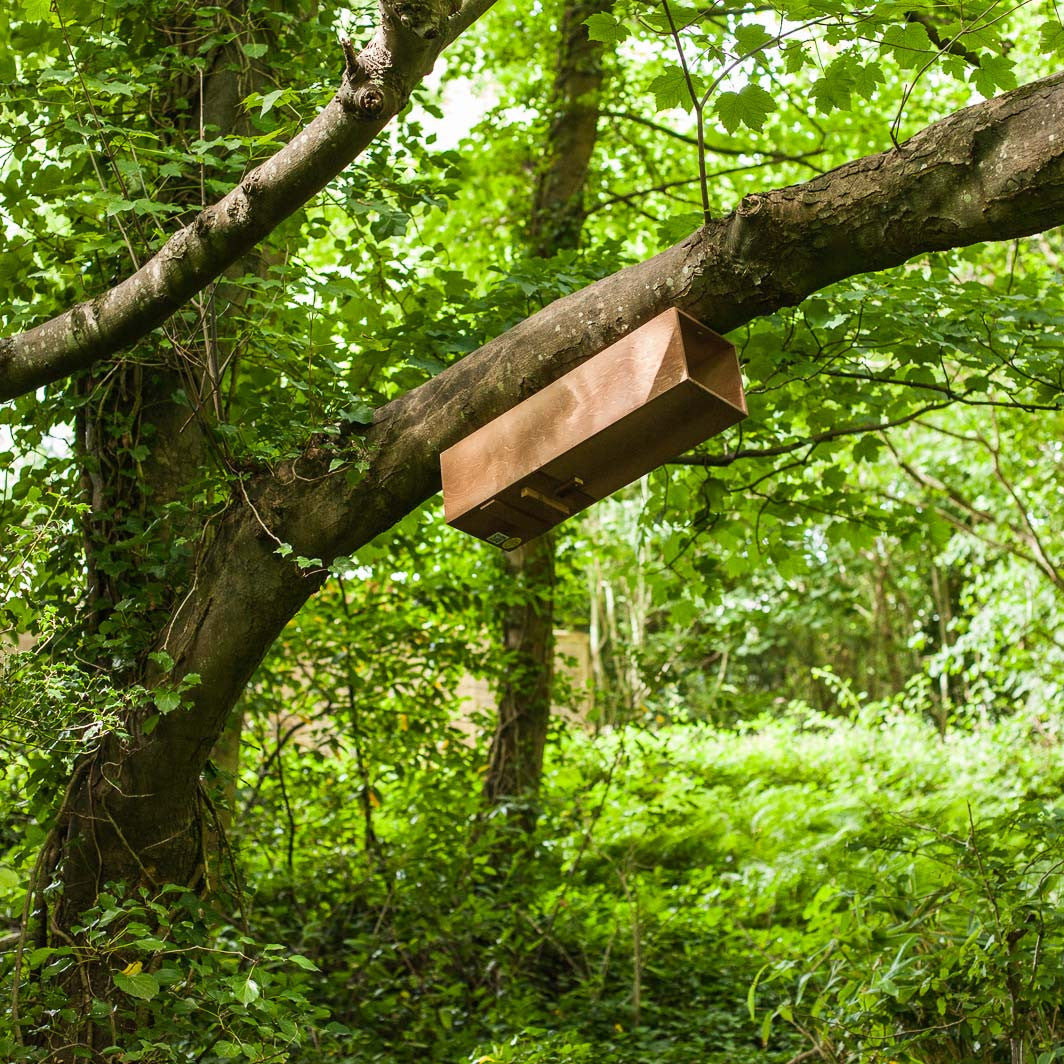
440 307 748 549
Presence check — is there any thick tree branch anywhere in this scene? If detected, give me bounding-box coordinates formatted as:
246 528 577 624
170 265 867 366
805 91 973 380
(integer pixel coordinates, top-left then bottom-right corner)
0 0 492 403
80 71 1064 798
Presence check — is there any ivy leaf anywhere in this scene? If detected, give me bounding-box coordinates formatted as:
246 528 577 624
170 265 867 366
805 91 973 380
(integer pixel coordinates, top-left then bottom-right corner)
340 400 375 425
650 67 694 112
113 971 160 1001
148 650 174 671
154 689 181 714
584 12 628 43
972 55 1017 99
715 83 776 133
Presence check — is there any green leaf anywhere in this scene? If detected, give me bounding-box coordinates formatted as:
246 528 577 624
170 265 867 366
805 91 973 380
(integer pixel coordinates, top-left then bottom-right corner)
584 12 628 43
1039 20 1064 55
715 83 776 133
734 23 774 54
370 209 411 242
131 936 169 952
748 963 768 1020
259 89 285 117
852 435 882 463
879 22 934 68
113 971 160 1001
289 954 320 971
234 974 261 1005
656 210 704 246
154 689 181 714
18 0 51 21
0 866 20 891
853 61 885 100
340 400 375 425
241 42 268 59
649 67 693 112
215 1042 242 1060
972 55 1016 99
148 651 174 671
782 41 810 74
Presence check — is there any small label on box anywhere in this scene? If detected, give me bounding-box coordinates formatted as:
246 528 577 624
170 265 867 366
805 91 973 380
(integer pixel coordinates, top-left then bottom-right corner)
486 531 509 546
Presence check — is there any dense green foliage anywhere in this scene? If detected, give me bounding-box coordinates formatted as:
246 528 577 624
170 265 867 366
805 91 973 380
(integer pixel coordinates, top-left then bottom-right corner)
2 0 1064 1059
8 697 1064 1062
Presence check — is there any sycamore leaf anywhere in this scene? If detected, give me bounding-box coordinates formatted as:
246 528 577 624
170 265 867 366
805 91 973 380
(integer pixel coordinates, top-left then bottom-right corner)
18 0 51 21
782 41 810 74
972 55 1017 99
715 83 776 133
734 23 774 55
650 67 694 112
113 970 160 1001
879 22 934 69
1039 20 1064 54
853 61 885 100
657 211 704 246
811 69 854 114
585 12 628 43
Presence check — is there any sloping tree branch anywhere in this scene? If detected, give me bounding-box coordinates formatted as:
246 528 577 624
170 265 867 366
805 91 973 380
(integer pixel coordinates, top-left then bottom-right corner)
0 0 494 402
151 69 1064 773
48 69 1064 917
4 69 1063 405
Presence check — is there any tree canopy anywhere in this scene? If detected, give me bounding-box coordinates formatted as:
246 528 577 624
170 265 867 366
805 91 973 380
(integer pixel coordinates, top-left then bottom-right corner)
1 0 1063 1059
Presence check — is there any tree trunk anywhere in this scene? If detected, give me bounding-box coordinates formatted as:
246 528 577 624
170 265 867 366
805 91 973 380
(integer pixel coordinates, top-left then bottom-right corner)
483 0 610 813
31 10 271 1054
485 532 558 817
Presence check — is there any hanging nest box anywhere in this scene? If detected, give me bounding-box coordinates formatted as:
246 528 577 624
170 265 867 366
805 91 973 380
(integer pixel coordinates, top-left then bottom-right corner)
440 307 747 550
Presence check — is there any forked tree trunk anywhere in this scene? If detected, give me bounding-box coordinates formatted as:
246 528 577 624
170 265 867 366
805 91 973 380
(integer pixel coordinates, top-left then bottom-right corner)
31 10 269 1055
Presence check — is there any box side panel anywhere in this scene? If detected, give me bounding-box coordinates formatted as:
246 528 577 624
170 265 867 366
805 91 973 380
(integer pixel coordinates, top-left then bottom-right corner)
441 311 686 520
539 378 746 503
450 379 747 548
